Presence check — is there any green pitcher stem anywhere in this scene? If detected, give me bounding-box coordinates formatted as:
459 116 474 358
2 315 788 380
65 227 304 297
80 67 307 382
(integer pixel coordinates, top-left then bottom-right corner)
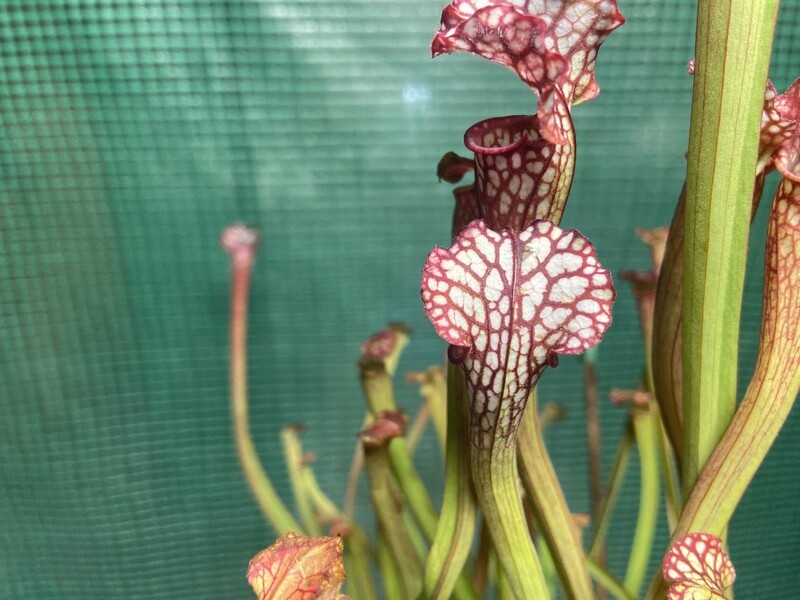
471 402 550 600
517 391 594 600
421 363 479 600
681 0 779 497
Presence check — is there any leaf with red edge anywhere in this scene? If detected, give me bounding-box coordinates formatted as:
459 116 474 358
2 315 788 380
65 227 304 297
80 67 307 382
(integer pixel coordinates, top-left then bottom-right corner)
663 533 735 600
247 532 348 600
421 219 614 446
431 0 625 144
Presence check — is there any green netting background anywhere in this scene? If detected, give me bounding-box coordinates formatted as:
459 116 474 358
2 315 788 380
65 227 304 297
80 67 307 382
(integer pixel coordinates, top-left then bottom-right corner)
2 1 800 598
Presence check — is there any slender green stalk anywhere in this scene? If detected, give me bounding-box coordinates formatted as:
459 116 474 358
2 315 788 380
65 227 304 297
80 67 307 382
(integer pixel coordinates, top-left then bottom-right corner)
280 424 321 535
517 391 593 600
302 463 345 526
343 427 365 520
587 558 636 600
404 508 431 563
589 422 634 560
223 226 300 534
295 450 377 600
421 364 479 600
623 401 661 598
681 0 779 497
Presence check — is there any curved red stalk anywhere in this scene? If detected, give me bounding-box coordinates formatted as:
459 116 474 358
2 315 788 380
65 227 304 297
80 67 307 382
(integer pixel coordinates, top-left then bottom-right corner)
432 0 624 144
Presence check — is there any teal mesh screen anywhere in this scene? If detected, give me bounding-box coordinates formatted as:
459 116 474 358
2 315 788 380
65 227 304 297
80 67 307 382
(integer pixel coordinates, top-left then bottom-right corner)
1 1 799 598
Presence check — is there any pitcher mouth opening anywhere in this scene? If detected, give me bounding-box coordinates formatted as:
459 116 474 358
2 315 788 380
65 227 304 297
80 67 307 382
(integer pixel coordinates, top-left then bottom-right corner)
464 115 546 156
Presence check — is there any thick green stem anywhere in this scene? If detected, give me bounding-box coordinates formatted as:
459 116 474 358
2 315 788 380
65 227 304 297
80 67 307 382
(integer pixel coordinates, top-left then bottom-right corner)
518 391 594 600
681 0 778 497
421 363 479 600
472 403 549 599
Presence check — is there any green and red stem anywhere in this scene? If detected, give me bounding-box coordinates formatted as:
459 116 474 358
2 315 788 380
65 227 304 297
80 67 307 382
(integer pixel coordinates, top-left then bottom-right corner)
221 224 300 535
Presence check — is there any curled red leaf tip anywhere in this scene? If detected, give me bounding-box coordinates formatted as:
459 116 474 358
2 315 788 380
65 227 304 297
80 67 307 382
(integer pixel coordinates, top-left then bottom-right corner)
432 0 624 144
663 533 735 600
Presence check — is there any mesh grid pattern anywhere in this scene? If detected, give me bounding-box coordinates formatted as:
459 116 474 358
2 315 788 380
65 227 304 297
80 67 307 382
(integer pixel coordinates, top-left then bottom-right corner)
1 1 799 597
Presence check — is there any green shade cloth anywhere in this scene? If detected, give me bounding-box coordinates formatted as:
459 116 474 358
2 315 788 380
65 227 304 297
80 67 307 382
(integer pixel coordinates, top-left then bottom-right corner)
1 1 799 597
